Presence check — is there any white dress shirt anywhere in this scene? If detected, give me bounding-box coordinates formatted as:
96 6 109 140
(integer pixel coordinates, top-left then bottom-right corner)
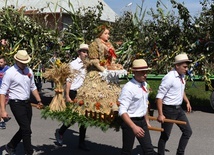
118 78 149 118
0 64 37 100
156 69 185 105
68 57 86 91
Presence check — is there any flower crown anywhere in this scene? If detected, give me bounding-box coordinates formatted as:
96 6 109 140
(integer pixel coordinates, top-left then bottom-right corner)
95 24 111 37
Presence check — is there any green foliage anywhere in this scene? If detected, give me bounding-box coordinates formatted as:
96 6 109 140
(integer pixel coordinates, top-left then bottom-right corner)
0 1 108 66
185 80 211 106
41 105 121 132
1 0 213 78
60 1 106 59
113 0 214 79
0 0 213 76
0 5 59 66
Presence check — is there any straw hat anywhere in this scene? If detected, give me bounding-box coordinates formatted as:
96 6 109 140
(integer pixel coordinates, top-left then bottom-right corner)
131 59 151 71
77 44 89 51
14 50 31 64
173 53 192 64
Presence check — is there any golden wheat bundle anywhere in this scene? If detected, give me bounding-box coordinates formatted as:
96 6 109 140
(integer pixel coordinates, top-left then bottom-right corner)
43 63 78 111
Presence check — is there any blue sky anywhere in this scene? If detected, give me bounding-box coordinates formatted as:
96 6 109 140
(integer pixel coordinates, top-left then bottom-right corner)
104 0 203 18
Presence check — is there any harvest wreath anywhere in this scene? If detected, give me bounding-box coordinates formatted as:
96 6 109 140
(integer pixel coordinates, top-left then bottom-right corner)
41 61 126 131
41 104 121 131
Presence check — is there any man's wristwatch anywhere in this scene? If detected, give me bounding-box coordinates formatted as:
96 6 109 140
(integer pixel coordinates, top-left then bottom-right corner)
37 100 42 104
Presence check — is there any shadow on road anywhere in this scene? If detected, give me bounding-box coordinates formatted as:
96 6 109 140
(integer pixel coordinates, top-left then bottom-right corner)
0 129 123 155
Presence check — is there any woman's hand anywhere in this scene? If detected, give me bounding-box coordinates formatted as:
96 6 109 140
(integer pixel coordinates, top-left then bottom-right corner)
90 59 105 72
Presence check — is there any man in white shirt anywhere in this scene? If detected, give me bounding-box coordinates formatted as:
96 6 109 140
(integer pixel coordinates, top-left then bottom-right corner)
156 53 193 155
55 44 90 151
0 50 43 155
118 59 156 155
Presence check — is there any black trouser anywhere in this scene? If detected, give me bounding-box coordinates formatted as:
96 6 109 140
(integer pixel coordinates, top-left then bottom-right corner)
58 90 87 144
158 105 192 155
35 75 42 92
8 99 33 155
121 117 155 155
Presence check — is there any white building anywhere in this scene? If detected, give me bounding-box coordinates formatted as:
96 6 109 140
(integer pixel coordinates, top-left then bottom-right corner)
0 0 117 29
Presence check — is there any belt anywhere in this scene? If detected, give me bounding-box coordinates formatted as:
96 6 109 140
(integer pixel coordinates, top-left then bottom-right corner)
70 90 77 93
163 104 181 109
130 116 144 121
9 99 29 103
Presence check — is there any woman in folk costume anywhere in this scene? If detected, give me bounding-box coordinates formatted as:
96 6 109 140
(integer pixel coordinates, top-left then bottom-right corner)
88 24 123 71
75 24 127 116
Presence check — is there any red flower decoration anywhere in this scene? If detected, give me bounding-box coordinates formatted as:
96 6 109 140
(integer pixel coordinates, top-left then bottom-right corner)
27 73 31 78
79 100 84 106
95 102 101 110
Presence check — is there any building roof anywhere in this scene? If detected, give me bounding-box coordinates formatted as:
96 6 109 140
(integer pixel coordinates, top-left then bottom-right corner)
0 0 116 22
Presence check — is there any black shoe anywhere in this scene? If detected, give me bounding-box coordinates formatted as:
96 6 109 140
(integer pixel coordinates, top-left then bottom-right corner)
55 129 63 146
0 120 6 129
5 144 16 155
3 117 11 122
78 143 90 151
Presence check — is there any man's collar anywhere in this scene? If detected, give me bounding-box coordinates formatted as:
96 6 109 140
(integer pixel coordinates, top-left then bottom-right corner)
132 78 145 86
14 63 26 71
172 69 184 78
76 57 82 63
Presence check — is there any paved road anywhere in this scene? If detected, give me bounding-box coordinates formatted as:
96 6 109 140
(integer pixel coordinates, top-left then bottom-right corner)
1 82 214 155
